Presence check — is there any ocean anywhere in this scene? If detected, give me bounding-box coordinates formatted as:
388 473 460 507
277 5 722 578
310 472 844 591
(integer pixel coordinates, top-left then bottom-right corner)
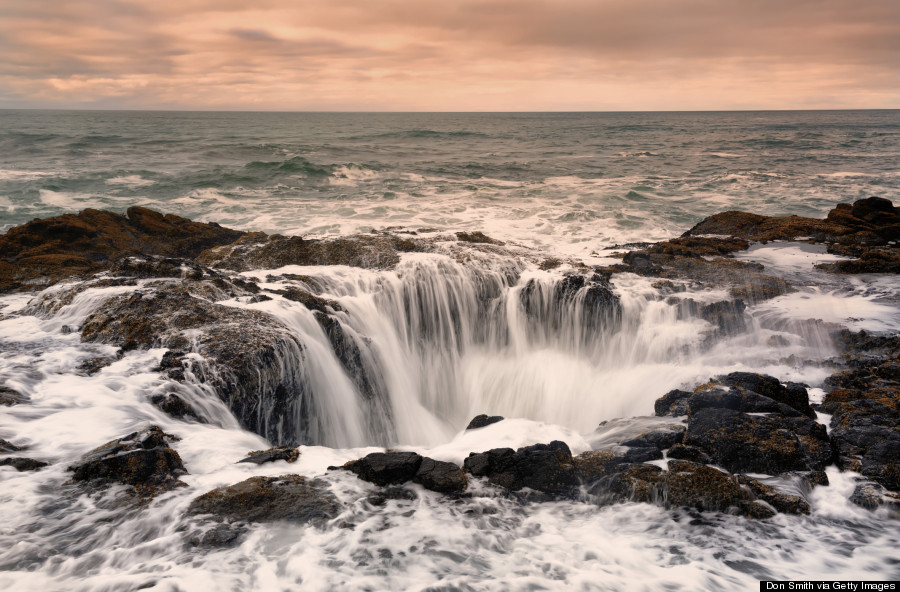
0 110 899 591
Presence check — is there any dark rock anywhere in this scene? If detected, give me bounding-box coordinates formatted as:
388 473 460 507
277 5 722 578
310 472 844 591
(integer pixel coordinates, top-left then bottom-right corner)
109 256 204 280
0 457 49 471
187 475 339 524
339 451 423 486
654 389 692 416
737 475 810 515
718 372 815 418
666 444 712 464
622 446 663 463
519 274 622 337
68 425 187 496
149 392 201 421
237 446 299 465
684 407 831 475
366 486 418 506
275 287 344 314
0 438 23 453
465 414 504 430
621 425 686 450
665 460 767 516
189 523 247 548
196 232 424 272
0 207 243 293
463 441 579 496
849 482 900 511
573 450 627 483
456 231 504 245
413 458 468 493
0 386 28 406
76 357 115 376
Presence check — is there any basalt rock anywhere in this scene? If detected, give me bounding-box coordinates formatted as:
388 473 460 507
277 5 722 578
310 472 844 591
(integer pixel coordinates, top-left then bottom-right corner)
196 232 424 272
466 414 505 430
0 438 23 453
464 441 579 496
80 288 325 445
333 451 467 494
621 424 686 450
456 231 505 246
187 474 340 524
150 392 201 421
0 386 28 406
824 330 900 492
237 446 299 465
68 425 186 497
519 273 622 336
0 457 49 472
0 207 243 293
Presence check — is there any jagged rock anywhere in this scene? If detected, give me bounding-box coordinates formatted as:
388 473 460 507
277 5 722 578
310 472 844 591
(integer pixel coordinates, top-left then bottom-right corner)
849 482 900 512
654 389 692 416
196 232 423 272
674 299 747 335
519 274 622 335
455 231 505 245
465 414 504 430
339 451 423 486
0 386 28 406
108 256 204 280
313 312 384 407
189 523 247 548
187 475 339 524
150 392 201 421
366 486 418 506
275 287 344 313
737 475 810 515
621 425 686 450
718 372 815 418
666 444 712 464
684 407 831 475
0 457 48 472
464 441 579 496
0 438 23 453
0 207 243 293
237 447 299 465
413 458 468 493
666 461 773 518
68 425 186 496
332 451 467 494
76 356 116 376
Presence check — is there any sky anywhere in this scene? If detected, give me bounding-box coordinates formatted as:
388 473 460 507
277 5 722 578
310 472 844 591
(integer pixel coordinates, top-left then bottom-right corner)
1 0 899 111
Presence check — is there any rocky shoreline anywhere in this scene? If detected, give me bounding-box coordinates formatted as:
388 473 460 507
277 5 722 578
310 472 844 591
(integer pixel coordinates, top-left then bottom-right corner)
1 197 898 546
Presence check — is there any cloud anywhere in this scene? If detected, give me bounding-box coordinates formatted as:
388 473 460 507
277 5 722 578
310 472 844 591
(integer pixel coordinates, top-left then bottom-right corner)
0 0 898 109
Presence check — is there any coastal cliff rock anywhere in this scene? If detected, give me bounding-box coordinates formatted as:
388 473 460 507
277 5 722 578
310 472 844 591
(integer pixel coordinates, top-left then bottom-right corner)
0 207 243 293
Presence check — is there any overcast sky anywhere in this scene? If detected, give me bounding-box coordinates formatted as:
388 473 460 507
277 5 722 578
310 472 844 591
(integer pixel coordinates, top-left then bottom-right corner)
1 0 899 111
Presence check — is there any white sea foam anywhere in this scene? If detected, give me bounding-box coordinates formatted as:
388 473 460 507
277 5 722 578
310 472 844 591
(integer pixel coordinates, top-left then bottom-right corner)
105 175 155 188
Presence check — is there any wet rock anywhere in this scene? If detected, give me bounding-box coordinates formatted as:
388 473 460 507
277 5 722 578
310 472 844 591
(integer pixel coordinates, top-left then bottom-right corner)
81 289 318 445
622 446 664 463
0 386 28 406
414 458 468 493
621 425 686 450
666 444 712 464
339 451 423 486
196 232 424 272
149 392 201 421
849 482 900 512
0 457 49 472
0 438 23 453
665 461 770 517
455 231 505 246
313 312 385 408
366 486 418 506
465 414 505 430
684 407 831 475
108 256 204 280
237 446 299 465
275 287 344 314
737 475 810 515
76 356 115 376
187 474 339 524
654 389 692 417
0 207 243 293
189 523 247 548
573 450 627 483
718 372 815 418
157 350 186 381
68 425 187 496
675 299 747 335
464 441 579 496
519 273 622 336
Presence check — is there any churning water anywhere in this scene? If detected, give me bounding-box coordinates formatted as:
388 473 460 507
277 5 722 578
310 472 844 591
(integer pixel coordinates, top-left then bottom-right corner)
0 110 899 591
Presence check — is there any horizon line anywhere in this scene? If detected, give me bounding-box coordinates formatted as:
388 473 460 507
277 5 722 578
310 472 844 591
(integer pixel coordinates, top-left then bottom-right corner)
2 107 899 114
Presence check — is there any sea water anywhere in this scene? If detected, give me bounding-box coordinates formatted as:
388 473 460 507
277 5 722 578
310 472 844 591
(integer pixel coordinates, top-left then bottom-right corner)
0 110 899 591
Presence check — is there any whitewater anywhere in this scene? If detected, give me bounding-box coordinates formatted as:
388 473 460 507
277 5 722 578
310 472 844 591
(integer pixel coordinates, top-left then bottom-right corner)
0 110 899 591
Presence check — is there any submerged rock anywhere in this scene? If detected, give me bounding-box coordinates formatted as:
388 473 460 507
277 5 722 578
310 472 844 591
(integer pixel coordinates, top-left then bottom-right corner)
0 457 49 472
464 441 579 496
0 386 29 406
68 425 186 497
187 475 339 524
